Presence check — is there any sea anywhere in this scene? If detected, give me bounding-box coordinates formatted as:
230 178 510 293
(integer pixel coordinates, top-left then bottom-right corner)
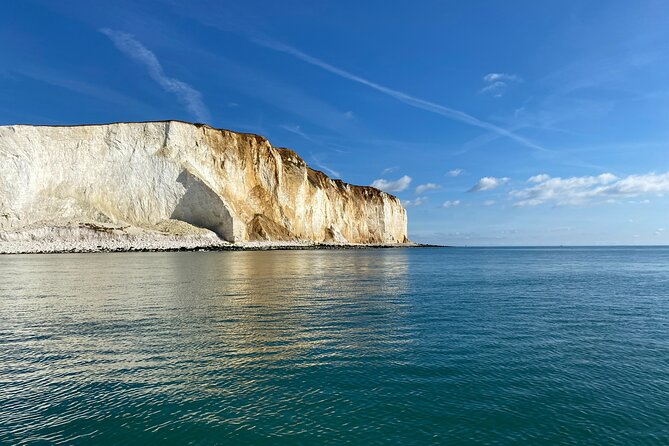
1 247 668 445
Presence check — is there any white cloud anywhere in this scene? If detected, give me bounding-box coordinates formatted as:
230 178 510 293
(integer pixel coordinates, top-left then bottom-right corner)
447 168 463 177
480 72 523 97
528 174 550 183
479 81 506 96
483 200 496 206
469 177 510 192
382 166 399 175
415 183 440 194
403 197 427 207
100 28 210 122
483 73 522 83
510 171 669 207
442 200 461 208
606 172 668 194
371 175 412 193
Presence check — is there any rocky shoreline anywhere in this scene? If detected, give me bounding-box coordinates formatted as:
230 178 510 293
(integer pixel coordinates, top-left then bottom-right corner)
0 241 423 255
0 222 422 255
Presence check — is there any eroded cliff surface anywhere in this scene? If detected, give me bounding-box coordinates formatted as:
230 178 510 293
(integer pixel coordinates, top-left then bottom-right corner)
0 121 408 249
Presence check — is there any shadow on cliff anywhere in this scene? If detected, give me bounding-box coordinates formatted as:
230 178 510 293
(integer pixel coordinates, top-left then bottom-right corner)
171 170 234 241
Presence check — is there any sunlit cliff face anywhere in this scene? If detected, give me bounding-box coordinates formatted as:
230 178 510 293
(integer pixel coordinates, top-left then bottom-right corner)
0 121 408 244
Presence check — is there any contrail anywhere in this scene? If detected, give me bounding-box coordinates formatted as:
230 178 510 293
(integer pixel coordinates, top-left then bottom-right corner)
252 37 548 153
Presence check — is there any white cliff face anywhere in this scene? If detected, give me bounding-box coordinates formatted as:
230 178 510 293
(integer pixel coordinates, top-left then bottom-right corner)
0 121 408 250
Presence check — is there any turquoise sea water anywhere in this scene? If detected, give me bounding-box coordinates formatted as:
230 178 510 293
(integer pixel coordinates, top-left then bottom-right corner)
1 247 668 445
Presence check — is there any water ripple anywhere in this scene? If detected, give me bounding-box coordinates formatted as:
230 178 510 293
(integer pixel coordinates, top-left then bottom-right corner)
1 248 669 444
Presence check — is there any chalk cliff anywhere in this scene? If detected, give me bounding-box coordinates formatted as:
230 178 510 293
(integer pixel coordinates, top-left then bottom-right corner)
0 121 408 252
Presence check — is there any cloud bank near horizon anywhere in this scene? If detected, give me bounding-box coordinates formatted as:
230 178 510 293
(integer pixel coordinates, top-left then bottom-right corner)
511 172 669 207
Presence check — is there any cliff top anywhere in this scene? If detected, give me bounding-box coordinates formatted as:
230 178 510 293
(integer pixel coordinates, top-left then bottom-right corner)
1 120 399 202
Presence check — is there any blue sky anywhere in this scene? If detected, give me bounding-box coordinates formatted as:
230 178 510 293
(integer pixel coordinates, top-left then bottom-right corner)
1 0 668 245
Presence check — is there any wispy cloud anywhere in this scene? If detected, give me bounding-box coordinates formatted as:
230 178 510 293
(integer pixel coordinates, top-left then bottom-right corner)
100 28 210 122
382 166 399 175
447 168 463 177
469 177 510 192
442 200 461 208
10 64 158 115
250 37 547 152
403 197 427 207
484 73 523 83
309 154 341 178
511 172 669 207
415 183 440 194
279 124 314 141
480 72 523 97
483 200 496 206
279 124 349 154
371 175 412 193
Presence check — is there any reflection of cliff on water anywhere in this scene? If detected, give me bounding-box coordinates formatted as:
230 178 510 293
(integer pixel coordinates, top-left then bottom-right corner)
0 250 419 439
166 250 413 368
1 250 414 401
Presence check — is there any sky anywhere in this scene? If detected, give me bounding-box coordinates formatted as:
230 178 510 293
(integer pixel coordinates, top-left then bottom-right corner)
1 0 668 245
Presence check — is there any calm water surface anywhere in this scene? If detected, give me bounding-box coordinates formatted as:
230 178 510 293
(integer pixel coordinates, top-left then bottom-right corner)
1 247 668 445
